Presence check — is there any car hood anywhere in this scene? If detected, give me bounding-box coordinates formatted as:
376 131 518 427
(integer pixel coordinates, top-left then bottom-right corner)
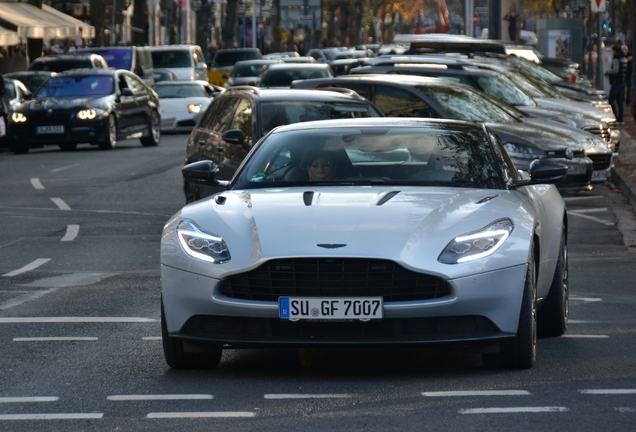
520 117 610 154
554 81 605 96
485 121 583 151
17 95 111 112
162 186 539 281
534 97 615 122
516 105 606 129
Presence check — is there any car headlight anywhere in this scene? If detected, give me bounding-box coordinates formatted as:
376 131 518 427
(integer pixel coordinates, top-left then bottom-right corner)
76 109 104 120
438 219 514 264
188 104 202 114
610 129 620 140
503 143 547 160
177 219 230 263
11 112 27 123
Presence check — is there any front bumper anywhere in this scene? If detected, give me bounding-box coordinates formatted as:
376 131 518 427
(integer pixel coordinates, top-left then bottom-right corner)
161 263 527 347
9 116 108 146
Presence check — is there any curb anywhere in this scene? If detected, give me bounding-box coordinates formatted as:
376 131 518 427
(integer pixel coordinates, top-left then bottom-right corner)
611 121 636 212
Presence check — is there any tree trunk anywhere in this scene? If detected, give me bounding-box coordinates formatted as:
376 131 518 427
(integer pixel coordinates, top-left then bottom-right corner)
90 0 106 46
131 0 147 45
223 0 238 49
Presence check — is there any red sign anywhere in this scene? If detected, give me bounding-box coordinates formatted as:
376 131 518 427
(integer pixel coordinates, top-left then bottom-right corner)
473 13 479 26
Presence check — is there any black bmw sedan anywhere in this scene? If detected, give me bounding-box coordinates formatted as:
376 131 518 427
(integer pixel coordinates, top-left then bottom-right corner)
8 69 161 153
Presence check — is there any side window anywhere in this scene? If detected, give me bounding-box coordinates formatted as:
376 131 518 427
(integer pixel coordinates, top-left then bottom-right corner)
206 97 239 133
118 74 129 92
374 86 435 118
124 74 145 94
194 47 205 64
489 129 518 182
229 98 253 144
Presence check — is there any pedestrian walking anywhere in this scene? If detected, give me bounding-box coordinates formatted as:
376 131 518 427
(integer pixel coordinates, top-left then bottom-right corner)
605 43 628 124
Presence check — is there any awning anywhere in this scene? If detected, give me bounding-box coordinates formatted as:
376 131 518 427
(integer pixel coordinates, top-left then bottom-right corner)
42 4 95 39
0 25 19 46
0 1 77 39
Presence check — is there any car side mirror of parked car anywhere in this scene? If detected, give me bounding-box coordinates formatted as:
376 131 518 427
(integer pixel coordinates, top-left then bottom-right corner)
513 159 568 187
182 160 228 187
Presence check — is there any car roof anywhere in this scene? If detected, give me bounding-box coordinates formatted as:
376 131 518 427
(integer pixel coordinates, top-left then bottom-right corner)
6 70 56 76
307 73 456 87
269 116 480 133
223 87 371 102
154 80 210 86
234 59 283 65
31 53 100 61
51 68 119 77
264 63 331 71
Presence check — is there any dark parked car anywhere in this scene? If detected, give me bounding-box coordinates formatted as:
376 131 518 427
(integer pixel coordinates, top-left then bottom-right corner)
224 59 283 88
4 71 56 93
292 74 595 190
184 87 383 202
259 63 334 88
28 53 109 72
8 69 161 153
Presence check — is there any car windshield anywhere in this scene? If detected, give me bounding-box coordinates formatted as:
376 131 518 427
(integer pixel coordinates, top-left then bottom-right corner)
415 85 517 123
231 62 272 77
234 126 502 189
154 84 207 98
152 51 191 68
29 59 92 72
7 74 49 92
213 50 262 68
260 68 331 87
496 67 568 99
513 59 563 84
35 76 114 98
260 101 382 136
469 71 536 106
79 49 132 70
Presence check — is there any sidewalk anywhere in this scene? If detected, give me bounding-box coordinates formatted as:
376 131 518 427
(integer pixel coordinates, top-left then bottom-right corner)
611 115 636 211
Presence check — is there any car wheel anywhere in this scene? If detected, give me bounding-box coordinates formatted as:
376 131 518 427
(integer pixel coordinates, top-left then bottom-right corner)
538 227 568 337
484 242 537 370
58 142 77 151
140 110 160 147
161 301 222 369
99 114 117 150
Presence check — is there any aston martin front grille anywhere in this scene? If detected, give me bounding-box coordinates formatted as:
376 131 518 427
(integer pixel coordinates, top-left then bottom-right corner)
584 125 611 143
220 258 452 302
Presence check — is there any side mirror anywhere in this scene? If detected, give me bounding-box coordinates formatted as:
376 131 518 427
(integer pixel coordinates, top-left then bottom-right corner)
514 159 568 186
222 129 245 144
182 160 228 187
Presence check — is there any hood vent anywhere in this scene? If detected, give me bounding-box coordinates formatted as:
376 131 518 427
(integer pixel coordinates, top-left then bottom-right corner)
303 191 314 206
377 191 400 206
476 195 499 204
215 195 227 205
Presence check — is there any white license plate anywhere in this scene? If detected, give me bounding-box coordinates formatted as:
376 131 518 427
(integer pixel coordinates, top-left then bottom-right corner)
568 164 587 174
36 125 64 134
279 297 383 321
592 170 608 180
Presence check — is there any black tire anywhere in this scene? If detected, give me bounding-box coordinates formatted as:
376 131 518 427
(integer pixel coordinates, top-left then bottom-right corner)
484 243 537 369
99 114 117 150
161 301 222 369
58 142 77 151
140 110 160 147
538 228 568 337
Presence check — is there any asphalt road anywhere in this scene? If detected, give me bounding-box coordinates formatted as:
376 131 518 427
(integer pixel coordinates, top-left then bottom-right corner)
1 135 636 431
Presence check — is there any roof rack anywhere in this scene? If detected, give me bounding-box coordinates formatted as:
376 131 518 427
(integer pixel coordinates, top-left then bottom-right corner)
227 85 260 95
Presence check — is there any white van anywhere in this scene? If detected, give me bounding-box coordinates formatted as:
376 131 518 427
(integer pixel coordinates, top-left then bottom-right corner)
149 45 208 81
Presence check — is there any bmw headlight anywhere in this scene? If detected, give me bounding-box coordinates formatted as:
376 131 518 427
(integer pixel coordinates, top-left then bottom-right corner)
504 143 546 160
188 104 202 114
11 112 27 123
76 109 104 120
177 219 230 263
438 219 514 264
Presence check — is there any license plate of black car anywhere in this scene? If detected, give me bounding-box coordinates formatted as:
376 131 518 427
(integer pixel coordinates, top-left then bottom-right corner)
36 125 64 134
279 297 383 321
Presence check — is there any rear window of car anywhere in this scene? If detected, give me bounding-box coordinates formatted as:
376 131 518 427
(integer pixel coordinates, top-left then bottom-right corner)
36 76 114 97
260 68 332 87
154 84 207 98
151 51 192 68
29 59 92 72
231 63 272 77
212 50 262 68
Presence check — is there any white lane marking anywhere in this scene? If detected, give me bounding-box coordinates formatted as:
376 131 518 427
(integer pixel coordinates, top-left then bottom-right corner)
562 195 603 202
18 273 116 288
2 258 51 277
30 178 44 190
142 337 161 340
51 164 80 173
566 211 615 226
264 394 351 399
459 407 569 414
422 390 530 397
568 207 609 214
570 296 602 303
616 407 636 412
147 412 256 419
561 334 609 338
0 397 58 403
580 389 636 395
61 225 79 242
108 395 213 401
50 198 71 211
569 320 595 324
13 337 98 342
0 288 58 311
0 413 103 420
0 317 156 323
